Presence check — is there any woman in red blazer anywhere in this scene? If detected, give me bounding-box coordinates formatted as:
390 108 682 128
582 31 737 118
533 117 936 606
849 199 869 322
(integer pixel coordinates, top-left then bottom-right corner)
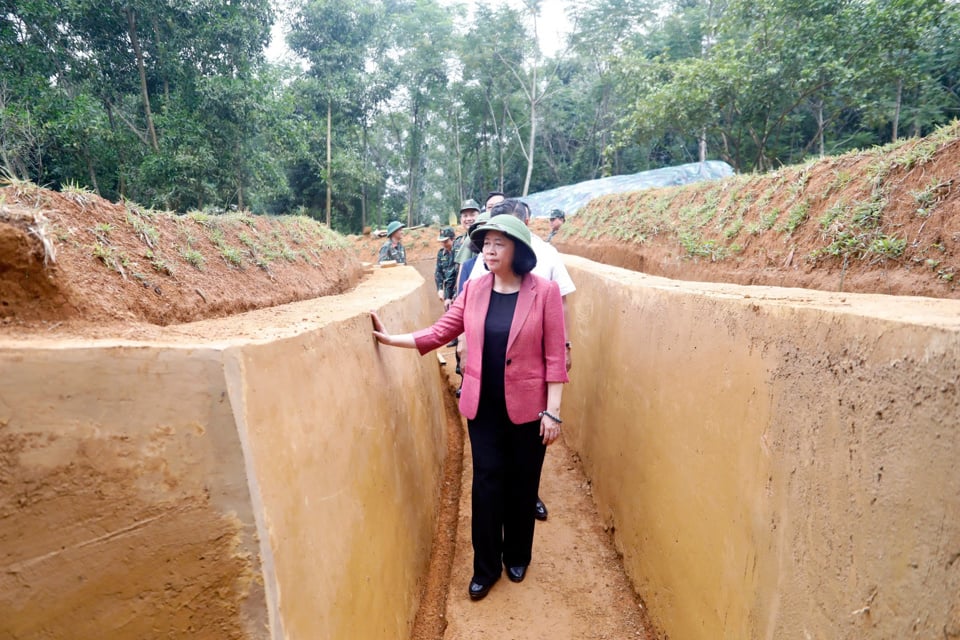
372 214 568 601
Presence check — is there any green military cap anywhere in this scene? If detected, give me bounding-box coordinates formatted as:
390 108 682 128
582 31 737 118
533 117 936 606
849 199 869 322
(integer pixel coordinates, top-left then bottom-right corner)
385 220 405 237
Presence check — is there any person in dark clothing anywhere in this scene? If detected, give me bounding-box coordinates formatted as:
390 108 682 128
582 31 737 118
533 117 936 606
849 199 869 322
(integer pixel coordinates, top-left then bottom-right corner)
371 214 568 602
377 221 406 264
435 226 457 310
546 209 565 243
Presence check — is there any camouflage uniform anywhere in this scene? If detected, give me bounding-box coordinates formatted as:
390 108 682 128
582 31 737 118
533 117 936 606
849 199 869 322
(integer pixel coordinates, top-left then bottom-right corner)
546 208 565 244
452 234 466 259
434 247 457 302
378 241 406 264
453 234 477 265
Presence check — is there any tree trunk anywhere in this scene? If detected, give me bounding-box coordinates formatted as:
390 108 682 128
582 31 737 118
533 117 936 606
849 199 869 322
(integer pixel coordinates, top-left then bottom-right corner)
84 148 100 195
361 120 368 231
454 109 464 202
406 98 421 227
326 98 332 227
498 103 506 191
125 8 159 152
816 100 825 156
103 102 126 197
892 76 902 143
151 16 170 103
699 126 707 162
522 97 536 196
235 139 245 210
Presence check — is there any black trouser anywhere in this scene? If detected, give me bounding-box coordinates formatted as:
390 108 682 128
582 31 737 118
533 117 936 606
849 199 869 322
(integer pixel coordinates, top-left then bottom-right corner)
467 399 546 585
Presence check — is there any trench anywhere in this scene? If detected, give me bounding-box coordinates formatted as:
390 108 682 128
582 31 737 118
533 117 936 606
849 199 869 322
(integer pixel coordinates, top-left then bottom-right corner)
1 256 959 640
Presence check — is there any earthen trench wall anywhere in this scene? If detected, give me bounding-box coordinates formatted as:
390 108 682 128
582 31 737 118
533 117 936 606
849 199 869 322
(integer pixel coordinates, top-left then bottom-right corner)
2 257 958 640
0 269 447 640
560 255 960 640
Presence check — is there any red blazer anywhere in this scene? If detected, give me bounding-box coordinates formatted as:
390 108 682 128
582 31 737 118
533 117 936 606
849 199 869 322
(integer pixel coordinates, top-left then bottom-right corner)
413 272 568 424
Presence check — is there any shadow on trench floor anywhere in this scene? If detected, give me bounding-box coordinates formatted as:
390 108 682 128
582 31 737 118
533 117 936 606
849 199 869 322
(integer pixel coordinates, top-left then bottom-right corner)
409 345 662 640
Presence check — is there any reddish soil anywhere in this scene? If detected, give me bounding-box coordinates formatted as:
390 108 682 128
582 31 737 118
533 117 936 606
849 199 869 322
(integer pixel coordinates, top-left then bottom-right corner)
554 125 960 300
0 185 363 334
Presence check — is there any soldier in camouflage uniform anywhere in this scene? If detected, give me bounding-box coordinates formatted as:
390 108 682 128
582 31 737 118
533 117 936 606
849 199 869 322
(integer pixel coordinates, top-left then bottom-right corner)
434 227 457 310
546 209 565 243
452 199 480 271
378 220 406 264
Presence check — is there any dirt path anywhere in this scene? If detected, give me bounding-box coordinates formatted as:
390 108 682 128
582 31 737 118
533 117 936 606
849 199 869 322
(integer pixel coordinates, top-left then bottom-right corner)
418 345 658 640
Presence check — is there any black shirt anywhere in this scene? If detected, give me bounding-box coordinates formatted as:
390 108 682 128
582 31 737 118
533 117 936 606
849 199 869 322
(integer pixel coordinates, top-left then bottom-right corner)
479 290 519 411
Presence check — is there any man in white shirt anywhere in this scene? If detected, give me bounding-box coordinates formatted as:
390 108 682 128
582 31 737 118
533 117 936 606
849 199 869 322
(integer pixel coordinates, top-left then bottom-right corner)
466 200 576 301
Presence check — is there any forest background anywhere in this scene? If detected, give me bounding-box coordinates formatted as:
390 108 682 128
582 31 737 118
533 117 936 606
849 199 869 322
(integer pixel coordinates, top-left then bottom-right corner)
2 0 958 234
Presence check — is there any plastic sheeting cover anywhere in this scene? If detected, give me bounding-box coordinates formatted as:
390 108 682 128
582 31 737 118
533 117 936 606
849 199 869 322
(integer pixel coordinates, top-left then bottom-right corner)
523 161 735 218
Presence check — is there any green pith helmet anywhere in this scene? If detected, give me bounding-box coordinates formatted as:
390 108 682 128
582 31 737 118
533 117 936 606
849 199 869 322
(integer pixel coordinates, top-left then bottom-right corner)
437 226 455 241
467 211 490 235
459 199 481 214
385 220 405 237
469 214 536 268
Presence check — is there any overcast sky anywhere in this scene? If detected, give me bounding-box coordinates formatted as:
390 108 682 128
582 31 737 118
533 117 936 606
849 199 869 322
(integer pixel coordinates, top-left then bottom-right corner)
444 0 574 57
266 0 574 62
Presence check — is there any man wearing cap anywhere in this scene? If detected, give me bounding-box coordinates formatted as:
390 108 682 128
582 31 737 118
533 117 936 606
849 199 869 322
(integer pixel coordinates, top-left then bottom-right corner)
546 209 565 243
435 226 458 310
378 221 406 264
453 198 480 264
453 199 480 269
455 193 503 266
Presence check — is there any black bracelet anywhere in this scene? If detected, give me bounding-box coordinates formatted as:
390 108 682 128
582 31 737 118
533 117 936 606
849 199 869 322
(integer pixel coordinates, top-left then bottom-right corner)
538 410 562 424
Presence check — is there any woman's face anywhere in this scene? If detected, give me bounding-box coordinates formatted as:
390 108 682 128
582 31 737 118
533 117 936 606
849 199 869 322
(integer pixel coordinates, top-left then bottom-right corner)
481 230 515 276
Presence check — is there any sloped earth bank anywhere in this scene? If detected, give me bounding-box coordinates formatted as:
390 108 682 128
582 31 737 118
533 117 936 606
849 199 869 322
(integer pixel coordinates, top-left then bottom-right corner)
553 122 960 300
0 185 363 333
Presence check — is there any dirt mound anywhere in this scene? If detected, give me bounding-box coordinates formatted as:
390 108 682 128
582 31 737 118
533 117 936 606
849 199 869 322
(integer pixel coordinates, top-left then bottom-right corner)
0 184 363 329
555 122 960 299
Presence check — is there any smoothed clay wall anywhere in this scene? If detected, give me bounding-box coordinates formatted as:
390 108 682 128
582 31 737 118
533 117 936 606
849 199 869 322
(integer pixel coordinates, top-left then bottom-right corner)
0 267 446 639
561 255 960 640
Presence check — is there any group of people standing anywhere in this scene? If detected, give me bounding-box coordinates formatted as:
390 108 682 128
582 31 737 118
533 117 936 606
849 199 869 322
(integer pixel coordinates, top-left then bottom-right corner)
371 192 574 602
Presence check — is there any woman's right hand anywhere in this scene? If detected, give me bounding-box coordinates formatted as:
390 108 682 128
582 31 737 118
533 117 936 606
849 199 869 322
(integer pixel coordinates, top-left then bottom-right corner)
371 311 391 345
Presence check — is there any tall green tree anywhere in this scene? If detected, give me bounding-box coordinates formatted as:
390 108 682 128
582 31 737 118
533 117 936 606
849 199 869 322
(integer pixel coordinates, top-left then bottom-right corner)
288 0 385 226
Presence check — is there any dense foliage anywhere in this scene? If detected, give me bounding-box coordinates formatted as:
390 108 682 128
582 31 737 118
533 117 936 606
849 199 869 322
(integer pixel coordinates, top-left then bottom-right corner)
2 0 957 232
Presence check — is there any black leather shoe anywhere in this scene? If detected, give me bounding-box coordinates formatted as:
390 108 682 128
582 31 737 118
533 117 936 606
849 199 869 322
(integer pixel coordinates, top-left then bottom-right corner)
534 498 548 521
506 566 527 583
469 580 493 601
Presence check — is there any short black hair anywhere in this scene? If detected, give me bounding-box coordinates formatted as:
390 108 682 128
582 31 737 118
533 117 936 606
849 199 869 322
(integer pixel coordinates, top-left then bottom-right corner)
489 198 530 222
512 246 537 274
485 191 506 206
